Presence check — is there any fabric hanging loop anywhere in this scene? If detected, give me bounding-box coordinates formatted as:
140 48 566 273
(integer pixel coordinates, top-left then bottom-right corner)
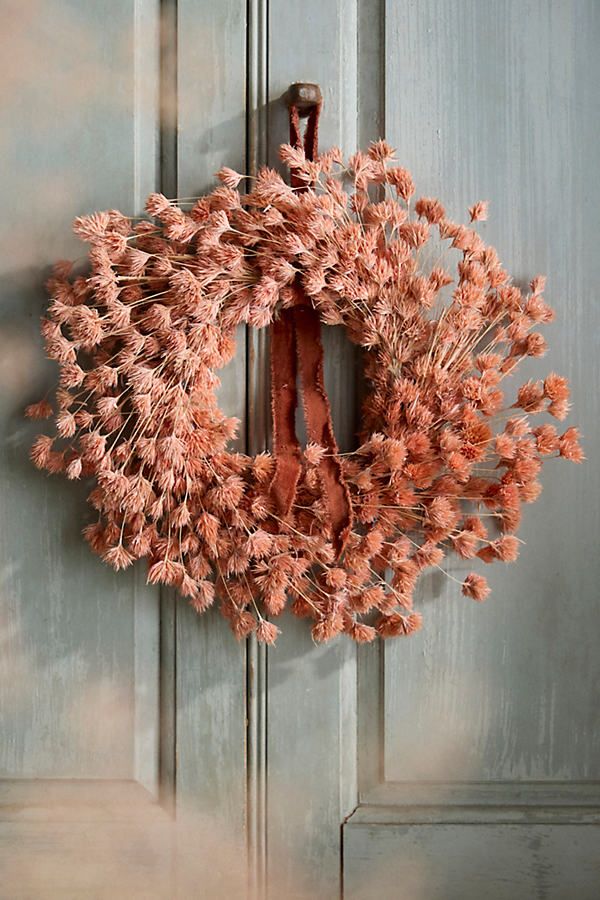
269 88 353 557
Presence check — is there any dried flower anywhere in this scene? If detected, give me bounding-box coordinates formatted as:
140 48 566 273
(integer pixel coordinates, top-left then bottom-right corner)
103 544 134 571
462 573 490 602
29 143 582 643
256 619 280 645
25 399 53 420
469 201 489 222
216 166 244 189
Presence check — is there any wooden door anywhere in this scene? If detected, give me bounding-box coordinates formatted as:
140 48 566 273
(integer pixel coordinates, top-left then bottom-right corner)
0 2 248 897
1 2 598 899
343 2 600 898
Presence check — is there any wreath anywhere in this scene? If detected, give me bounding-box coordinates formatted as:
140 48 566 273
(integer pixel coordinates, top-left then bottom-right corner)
28 98 582 644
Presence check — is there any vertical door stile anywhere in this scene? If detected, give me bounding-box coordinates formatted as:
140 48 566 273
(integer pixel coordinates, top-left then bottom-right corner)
157 0 179 822
355 0 386 806
265 2 360 897
174 1 249 897
246 3 270 898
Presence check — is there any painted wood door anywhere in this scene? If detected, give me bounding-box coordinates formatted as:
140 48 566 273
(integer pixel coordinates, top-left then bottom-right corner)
344 2 600 899
1 2 598 899
0 2 249 897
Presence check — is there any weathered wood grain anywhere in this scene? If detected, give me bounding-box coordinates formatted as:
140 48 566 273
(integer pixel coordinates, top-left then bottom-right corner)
344 820 600 900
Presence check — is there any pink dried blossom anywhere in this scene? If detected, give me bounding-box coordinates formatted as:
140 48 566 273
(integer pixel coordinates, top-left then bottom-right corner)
462 573 491 602
469 201 489 222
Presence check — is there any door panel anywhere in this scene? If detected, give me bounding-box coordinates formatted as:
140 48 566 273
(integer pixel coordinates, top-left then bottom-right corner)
0 0 161 786
345 815 600 900
345 1 600 896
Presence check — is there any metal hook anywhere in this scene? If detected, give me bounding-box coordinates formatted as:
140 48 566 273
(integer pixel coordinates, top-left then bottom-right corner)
285 82 322 117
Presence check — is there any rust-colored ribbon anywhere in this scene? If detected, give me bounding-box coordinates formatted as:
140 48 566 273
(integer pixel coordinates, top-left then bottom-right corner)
269 97 353 556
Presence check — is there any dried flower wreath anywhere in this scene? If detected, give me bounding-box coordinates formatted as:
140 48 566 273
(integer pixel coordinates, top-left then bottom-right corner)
28 100 582 644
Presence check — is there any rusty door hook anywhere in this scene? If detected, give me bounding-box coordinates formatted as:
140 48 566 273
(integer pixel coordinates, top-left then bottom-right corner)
285 82 322 116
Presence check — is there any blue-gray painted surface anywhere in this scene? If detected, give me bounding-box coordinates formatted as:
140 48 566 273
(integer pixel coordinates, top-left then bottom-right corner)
1 1 597 898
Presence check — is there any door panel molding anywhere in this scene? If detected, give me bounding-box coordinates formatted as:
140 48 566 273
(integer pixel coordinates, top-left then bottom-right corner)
246 2 269 898
357 781 600 816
